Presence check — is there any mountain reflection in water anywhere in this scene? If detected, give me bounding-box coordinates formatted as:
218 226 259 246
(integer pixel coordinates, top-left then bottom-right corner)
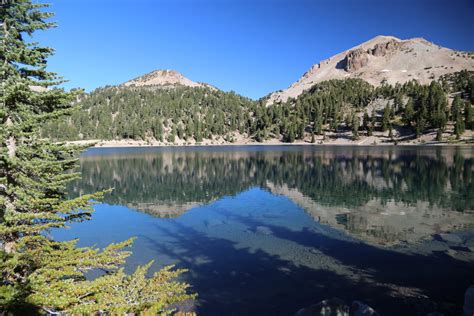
72 146 473 246
54 145 474 315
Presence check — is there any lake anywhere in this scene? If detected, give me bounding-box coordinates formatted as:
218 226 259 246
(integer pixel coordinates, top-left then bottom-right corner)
51 145 474 315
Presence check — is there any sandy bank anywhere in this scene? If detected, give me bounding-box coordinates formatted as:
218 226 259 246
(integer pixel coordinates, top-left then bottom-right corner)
65 133 473 148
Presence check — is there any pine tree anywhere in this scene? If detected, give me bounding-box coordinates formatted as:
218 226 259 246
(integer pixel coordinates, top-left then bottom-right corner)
194 118 203 142
284 124 296 143
314 116 322 135
402 98 414 127
185 118 193 140
454 113 465 140
370 109 377 135
415 117 426 138
381 104 391 132
394 93 403 113
451 96 461 122
363 111 370 132
436 128 443 141
167 126 176 143
298 122 305 140
153 118 164 142
0 1 193 313
351 112 359 139
464 101 473 130
451 97 466 139
177 124 184 140
255 129 265 142
428 81 447 128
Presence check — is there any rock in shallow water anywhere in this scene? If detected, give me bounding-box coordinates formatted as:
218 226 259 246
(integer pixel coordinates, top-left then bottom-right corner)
294 298 379 316
255 226 273 235
465 238 474 248
294 298 349 316
437 233 463 244
351 301 379 316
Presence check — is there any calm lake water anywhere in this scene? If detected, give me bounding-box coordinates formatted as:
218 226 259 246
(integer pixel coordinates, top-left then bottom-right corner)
52 145 474 315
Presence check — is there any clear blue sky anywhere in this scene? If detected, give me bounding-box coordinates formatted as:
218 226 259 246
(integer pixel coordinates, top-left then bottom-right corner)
35 0 474 100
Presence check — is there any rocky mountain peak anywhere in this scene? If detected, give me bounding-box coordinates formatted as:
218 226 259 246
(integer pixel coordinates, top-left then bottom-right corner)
122 69 207 88
371 39 401 57
341 38 402 72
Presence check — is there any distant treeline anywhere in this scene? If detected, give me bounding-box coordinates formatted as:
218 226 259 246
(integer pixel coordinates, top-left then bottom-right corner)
43 70 474 142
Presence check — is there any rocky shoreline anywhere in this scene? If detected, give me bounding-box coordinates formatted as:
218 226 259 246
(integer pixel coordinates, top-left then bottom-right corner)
65 133 473 149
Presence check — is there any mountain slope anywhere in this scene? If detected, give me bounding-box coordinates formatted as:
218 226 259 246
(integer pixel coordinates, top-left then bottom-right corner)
267 35 474 105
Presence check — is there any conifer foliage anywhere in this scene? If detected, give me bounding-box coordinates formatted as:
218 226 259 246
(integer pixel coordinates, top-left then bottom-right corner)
0 1 193 314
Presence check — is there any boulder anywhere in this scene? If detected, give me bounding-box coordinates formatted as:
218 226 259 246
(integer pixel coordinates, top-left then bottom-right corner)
438 233 463 244
465 238 474 248
343 48 369 72
294 299 379 316
294 298 349 316
350 301 379 316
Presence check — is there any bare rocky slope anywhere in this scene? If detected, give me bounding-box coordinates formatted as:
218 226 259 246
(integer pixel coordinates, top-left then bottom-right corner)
121 69 213 89
267 35 474 105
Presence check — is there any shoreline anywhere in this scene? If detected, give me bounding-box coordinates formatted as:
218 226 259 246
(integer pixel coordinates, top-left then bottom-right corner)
62 127 474 149
65 138 474 149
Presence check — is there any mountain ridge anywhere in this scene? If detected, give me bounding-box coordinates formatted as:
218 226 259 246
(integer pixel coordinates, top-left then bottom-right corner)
114 35 473 103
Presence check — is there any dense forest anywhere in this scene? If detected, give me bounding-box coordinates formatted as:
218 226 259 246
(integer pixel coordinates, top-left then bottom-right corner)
42 86 256 142
256 70 474 142
43 71 474 143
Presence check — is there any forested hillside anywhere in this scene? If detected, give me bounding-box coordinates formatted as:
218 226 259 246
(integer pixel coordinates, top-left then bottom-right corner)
42 86 255 142
43 71 474 144
258 70 474 142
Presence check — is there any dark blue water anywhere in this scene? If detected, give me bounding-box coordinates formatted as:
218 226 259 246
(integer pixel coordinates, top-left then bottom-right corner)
52 145 474 315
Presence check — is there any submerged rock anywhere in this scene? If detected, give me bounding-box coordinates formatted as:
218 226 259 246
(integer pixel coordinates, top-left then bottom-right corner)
255 226 273 235
438 233 463 244
351 301 379 316
294 298 349 316
294 298 380 316
464 286 474 316
204 219 225 227
466 238 474 252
